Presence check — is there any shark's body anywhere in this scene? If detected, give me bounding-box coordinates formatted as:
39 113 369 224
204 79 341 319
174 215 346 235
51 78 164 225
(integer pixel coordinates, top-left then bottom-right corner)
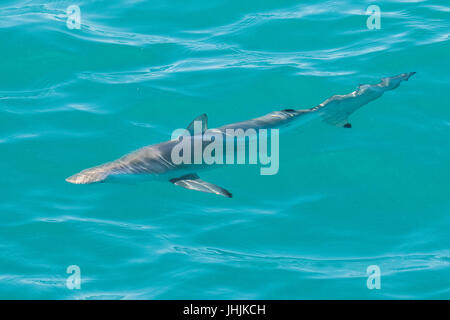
66 72 415 197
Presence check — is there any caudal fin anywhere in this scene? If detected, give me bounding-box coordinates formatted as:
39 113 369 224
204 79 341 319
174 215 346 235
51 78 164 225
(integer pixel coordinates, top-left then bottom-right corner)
317 72 415 127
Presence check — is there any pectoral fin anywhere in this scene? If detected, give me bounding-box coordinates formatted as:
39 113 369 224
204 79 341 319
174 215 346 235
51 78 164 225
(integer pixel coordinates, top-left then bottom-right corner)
170 173 232 198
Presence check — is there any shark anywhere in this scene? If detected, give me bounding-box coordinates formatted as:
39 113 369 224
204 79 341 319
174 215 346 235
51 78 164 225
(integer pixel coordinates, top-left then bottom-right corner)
66 72 415 197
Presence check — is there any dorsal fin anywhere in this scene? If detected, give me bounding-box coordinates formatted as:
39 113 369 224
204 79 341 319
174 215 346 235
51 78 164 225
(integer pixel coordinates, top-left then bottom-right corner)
186 114 208 135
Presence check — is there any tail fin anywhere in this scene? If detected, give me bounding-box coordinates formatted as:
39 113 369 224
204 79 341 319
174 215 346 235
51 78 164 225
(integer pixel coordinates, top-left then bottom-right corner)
66 166 109 184
317 72 415 128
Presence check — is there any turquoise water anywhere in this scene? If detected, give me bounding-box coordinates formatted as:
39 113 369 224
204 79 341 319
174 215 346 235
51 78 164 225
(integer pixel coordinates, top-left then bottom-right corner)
1 0 449 299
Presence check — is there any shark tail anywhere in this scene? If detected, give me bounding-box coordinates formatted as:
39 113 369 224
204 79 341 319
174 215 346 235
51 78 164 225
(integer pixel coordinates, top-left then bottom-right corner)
317 72 415 128
66 166 109 184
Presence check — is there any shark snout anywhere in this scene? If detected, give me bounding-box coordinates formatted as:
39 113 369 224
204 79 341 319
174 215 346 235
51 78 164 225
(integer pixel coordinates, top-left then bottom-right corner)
66 168 108 184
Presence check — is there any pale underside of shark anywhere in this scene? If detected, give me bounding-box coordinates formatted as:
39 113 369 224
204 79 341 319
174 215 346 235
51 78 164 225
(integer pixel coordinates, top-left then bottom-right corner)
66 72 415 197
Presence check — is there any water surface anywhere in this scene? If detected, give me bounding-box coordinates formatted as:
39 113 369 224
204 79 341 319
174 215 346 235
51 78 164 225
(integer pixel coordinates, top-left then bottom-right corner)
0 0 449 299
